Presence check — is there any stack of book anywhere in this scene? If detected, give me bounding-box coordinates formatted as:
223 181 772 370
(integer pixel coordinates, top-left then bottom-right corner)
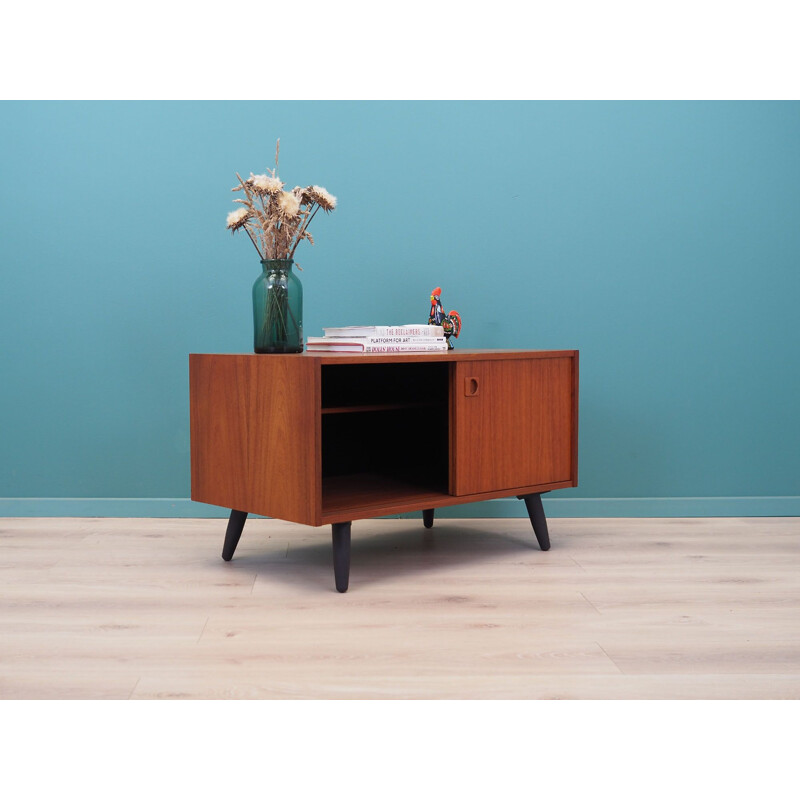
307 325 448 353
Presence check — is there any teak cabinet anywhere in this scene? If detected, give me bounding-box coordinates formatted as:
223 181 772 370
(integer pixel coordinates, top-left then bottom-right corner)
190 349 579 592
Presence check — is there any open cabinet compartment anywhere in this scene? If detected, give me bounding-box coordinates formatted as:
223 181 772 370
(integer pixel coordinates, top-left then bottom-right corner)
320 362 451 518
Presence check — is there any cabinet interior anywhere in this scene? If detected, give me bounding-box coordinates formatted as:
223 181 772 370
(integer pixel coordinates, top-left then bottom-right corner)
320 362 450 514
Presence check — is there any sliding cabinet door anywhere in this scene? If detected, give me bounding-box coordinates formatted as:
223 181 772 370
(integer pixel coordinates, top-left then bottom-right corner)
451 355 576 496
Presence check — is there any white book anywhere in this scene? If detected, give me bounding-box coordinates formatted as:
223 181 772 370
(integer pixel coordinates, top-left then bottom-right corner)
307 341 449 353
306 336 446 346
306 343 365 352
322 324 444 338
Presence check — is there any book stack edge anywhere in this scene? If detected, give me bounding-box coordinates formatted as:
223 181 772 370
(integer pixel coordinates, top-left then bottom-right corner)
307 325 448 353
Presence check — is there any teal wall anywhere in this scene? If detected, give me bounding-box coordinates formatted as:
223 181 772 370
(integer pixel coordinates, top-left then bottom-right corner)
1 101 799 517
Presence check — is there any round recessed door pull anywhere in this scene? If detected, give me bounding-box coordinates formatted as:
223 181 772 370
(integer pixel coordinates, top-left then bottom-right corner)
464 377 480 397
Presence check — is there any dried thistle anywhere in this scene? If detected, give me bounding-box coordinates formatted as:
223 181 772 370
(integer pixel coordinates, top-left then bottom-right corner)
226 207 250 231
277 190 301 219
225 140 336 261
304 185 337 212
250 174 284 195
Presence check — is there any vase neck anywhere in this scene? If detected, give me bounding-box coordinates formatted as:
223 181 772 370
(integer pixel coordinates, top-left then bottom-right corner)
261 258 293 274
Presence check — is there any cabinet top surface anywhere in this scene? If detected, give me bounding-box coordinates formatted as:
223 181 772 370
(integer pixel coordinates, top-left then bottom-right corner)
191 349 578 364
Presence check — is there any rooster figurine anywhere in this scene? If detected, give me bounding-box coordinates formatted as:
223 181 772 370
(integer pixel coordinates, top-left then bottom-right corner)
428 287 462 349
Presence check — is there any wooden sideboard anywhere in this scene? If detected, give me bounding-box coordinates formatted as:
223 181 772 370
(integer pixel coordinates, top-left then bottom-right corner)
190 349 579 592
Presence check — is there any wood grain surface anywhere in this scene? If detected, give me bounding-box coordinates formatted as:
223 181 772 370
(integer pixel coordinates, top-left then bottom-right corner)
451 356 576 495
190 354 319 525
191 350 578 524
1 516 798 699
200 349 577 364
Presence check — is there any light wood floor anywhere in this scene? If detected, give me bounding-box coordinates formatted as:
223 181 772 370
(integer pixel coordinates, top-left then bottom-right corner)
1 516 798 699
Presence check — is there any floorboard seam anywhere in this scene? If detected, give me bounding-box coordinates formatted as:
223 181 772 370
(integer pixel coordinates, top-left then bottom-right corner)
596 641 625 674
579 592 602 614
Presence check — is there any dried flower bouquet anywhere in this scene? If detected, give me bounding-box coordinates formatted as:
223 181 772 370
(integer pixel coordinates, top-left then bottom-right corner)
225 140 336 262
225 141 336 353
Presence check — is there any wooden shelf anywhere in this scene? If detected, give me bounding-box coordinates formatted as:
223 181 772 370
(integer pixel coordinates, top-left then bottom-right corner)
321 473 450 520
321 401 441 415
319 472 576 523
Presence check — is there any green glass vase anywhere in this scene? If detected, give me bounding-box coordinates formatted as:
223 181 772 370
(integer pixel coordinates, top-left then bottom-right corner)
252 259 303 354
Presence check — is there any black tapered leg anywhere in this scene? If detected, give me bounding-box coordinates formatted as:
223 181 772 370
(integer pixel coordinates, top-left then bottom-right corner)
331 521 351 593
518 493 550 551
222 509 248 561
423 508 435 529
